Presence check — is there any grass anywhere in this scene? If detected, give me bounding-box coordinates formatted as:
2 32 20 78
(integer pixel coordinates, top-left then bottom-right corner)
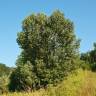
2 69 96 96
78 71 96 96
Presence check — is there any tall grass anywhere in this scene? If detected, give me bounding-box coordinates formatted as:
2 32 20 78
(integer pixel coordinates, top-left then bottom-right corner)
78 71 96 96
3 69 95 96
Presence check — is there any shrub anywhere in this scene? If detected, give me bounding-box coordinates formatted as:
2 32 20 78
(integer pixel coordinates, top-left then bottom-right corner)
0 75 9 94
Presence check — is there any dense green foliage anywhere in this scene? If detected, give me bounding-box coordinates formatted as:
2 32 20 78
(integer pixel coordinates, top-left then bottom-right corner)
0 63 11 77
9 10 80 91
81 43 96 71
0 63 11 94
9 62 34 91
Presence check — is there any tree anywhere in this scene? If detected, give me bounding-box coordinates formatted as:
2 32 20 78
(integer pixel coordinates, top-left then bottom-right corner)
9 10 80 91
0 63 11 77
80 43 96 71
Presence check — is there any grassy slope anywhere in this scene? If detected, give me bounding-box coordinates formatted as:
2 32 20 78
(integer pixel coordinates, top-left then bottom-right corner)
2 69 96 96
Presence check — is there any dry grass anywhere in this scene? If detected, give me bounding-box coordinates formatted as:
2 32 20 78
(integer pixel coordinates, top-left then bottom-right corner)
78 71 96 96
2 69 96 96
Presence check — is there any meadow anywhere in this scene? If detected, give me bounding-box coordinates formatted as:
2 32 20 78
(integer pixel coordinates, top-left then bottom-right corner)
2 69 96 96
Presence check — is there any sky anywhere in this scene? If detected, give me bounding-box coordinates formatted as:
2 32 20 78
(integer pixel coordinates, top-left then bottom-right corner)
0 0 96 67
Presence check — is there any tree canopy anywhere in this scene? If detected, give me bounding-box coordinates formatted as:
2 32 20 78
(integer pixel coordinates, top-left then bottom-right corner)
9 10 80 91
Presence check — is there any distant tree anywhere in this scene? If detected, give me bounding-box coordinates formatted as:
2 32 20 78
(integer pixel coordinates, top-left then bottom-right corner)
0 63 11 77
80 43 96 71
9 10 80 91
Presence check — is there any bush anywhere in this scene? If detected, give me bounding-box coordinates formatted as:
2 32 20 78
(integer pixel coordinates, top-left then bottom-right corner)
0 75 9 94
9 61 38 91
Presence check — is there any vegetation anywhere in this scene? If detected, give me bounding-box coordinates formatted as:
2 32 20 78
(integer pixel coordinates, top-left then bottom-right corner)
0 63 12 94
80 43 96 71
0 75 9 94
9 10 80 91
0 63 11 77
3 69 96 96
1 10 96 96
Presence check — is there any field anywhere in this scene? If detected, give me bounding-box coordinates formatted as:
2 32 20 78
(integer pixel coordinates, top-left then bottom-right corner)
2 69 96 96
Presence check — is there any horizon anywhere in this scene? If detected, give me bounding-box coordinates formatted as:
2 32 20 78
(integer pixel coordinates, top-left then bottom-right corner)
0 0 96 67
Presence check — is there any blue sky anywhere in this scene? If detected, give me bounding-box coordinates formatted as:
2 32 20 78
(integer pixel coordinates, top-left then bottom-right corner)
0 0 96 67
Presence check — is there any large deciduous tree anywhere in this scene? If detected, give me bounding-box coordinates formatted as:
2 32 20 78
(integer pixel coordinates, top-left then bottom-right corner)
9 10 80 91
